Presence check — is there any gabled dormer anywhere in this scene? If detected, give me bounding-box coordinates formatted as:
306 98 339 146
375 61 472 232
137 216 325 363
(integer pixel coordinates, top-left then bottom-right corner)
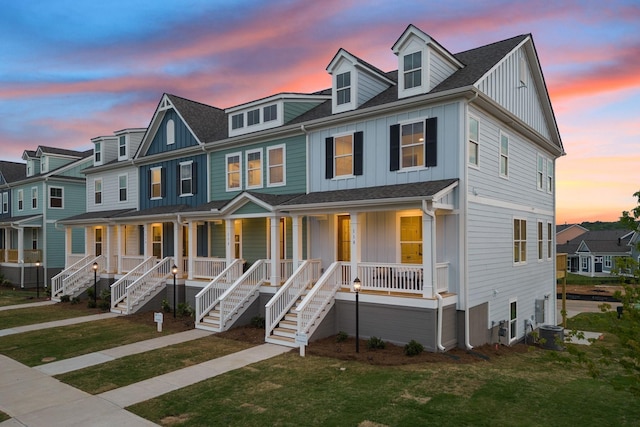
226 93 330 138
391 24 463 99
22 150 39 177
90 135 117 166
114 128 146 161
326 49 395 114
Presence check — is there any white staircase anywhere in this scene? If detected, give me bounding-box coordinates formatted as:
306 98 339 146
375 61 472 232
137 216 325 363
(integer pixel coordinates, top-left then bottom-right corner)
195 259 243 331
265 259 321 346
50 255 104 302
110 257 172 315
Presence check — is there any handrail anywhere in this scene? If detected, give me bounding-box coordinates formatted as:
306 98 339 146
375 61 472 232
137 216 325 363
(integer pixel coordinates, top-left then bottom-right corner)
195 259 243 325
218 259 269 330
192 257 228 279
122 257 173 314
296 261 345 337
265 259 321 340
61 255 104 297
50 254 93 299
111 256 157 311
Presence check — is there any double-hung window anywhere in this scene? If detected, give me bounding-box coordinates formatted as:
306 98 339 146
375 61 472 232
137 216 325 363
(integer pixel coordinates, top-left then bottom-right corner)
226 153 241 191
325 132 363 179
390 118 437 171
119 175 128 202
336 72 351 105
264 105 277 122
94 142 102 164
2 192 8 213
403 51 422 89
31 187 37 209
509 299 518 341
17 189 23 211
267 145 285 186
547 159 553 193
547 223 553 260
49 187 63 208
537 221 543 260
179 162 193 196
334 135 354 177
468 117 479 166
514 218 527 264
500 133 509 177
150 167 163 199
401 121 424 168
247 109 260 126
119 136 127 159
537 155 544 190
231 114 244 130
246 149 262 189
94 179 102 205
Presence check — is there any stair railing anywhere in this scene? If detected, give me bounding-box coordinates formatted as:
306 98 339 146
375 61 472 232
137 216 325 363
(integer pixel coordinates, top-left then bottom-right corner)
195 259 243 326
122 257 173 314
218 259 268 331
111 256 157 312
296 261 345 338
51 254 93 300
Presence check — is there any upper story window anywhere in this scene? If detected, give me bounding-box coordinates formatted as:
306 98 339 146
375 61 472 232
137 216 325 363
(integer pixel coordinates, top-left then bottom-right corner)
231 114 244 130
389 118 437 171
537 155 544 190
119 174 127 202
94 142 102 164
2 192 8 213
325 132 363 179
26 161 33 177
403 51 422 89
264 105 277 122
513 218 527 264
166 119 175 145
537 221 544 261
336 72 351 105
468 117 479 166
118 136 127 159
401 122 424 169
500 132 509 177
247 109 260 126
40 157 48 173
150 167 163 199
547 222 553 260
226 153 242 191
547 159 553 193
179 162 193 196
267 145 285 187
246 149 263 189
49 186 63 208
31 187 37 209
334 135 354 177
17 189 23 211
94 179 102 205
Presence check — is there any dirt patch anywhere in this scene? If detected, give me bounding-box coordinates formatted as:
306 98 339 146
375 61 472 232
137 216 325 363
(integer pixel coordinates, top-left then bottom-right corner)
216 325 266 345
560 285 624 297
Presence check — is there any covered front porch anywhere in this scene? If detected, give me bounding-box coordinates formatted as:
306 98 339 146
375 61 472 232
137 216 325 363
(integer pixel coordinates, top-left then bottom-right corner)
0 215 43 287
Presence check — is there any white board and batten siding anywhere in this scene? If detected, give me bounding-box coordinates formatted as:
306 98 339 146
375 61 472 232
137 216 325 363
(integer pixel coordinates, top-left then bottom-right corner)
86 166 139 212
356 69 390 108
476 46 550 140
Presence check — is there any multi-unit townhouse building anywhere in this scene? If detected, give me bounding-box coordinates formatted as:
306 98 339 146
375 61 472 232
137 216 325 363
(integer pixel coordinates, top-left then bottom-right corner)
55 24 564 351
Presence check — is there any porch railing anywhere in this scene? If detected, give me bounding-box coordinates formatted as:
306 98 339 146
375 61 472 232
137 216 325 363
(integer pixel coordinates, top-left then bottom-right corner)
218 259 269 331
4 249 42 263
67 254 87 266
111 256 157 312
296 261 346 338
192 257 228 280
435 262 449 293
195 259 243 326
357 262 423 294
51 254 94 299
278 259 294 283
265 259 321 340
121 255 147 273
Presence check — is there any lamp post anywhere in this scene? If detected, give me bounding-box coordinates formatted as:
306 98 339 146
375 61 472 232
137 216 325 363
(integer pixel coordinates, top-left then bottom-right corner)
353 277 361 353
92 262 98 305
35 260 40 299
171 264 178 318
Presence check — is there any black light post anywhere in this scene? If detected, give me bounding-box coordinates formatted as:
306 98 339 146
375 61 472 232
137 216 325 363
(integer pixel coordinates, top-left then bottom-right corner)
92 262 98 305
353 277 361 353
35 260 40 299
172 264 178 318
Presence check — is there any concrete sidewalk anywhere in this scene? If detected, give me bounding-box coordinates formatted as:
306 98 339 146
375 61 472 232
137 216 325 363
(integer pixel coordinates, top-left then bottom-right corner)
0 312 119 337
0 300 56 312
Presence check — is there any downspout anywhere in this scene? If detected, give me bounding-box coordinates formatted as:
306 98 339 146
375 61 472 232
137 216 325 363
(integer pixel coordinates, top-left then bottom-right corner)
423 200 444 351
301 124 309 195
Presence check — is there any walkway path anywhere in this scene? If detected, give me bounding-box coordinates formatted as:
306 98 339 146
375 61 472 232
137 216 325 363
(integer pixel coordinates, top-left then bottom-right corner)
0 300 55 312
0 312 119 337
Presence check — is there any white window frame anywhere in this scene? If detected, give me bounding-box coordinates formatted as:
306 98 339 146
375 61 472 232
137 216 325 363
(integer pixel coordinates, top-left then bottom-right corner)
336 71 351 106
231 113 244 130
245 149 263 189
263 104 277 122
403 51 422 90
604 255 613 269
398 212 423 264
500 132 509 178
179 161 194 196
151 224 162 258
150 167 162 199
547 159 553 193
513 217 527 265
537 154 544 190
468 116 479 167
333 132 354 178
94 142 102 165
94 178 103 205
226 152 242 191
547 222 553 261
49 186 64 209
118 174 128 202
31 187 38 210
509 298 518 342
247 109 260 126
537 220 544 261
17 189 23 211
166 119 175 145
118 136 127 160
2 192 8 213
267 144 286 187
399 118 425 170
40 157 48 173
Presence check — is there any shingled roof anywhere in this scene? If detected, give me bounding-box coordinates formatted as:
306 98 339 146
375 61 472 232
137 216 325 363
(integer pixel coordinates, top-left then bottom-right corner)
576 229 635 254
166 94 228 143
0 161 26 183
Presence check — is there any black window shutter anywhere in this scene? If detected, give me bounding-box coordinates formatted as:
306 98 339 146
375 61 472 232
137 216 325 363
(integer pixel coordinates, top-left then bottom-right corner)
138 225 144 255
192 162 198 194
160 167 166 197
176 164 180 195
389 124 400 171
425 117 437 167
353 131 363 176
147 169 152 199
325 137 334 179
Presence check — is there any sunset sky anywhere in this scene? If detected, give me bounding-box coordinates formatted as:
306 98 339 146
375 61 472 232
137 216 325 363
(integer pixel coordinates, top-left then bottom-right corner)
1 0 638 224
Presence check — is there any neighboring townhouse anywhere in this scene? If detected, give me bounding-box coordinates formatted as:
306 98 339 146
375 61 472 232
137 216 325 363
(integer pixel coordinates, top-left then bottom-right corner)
0 147 91 287
574 229 634 277
0 161 27 281
56 24 564 352
556 223 588 272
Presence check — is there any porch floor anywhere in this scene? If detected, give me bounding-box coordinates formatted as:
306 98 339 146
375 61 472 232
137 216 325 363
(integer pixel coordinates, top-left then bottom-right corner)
338 287 456 299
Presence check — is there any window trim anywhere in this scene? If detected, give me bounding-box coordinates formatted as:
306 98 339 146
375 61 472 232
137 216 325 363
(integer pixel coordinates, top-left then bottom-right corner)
118 174 128 203
225 152 242 192
179 161 194 197
49 186 64 209
245 148 263 189
468 115 479 167
509 298 518 342
94 141 102 165
537 154 544 191
94 178 103 205
267 144 286 187
247 109 260 126
537 220 544 261
500 131 509 178
118 136 127 160
399 118 425 170
2 192 8 213
231 113 244 130
166 119 175 145
547 159 553 194
336 71 351 106
333 132 354 178
547 222 553 261
17 189 23 211
513 217 527 265
31 187 38 210
150 166 163 200
41 157 48 173
403 50 422 90
263 104 277 122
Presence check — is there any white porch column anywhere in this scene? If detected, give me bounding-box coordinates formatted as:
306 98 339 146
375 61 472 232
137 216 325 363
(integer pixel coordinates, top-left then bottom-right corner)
85 226 91 256
106 225 113 273
422 204 435 298
350 212 361 286
64 227 71 267
225 219 233 263
270 216 280 285
292 215 302 268
144 223 151 258
188 221 197 279
117 225 124 274
173 221 180 272
18 227 24 287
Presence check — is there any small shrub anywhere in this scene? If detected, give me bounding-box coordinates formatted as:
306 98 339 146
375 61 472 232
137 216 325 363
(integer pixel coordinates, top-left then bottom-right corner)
367 336 386 350
98 299 110 311
86 299 96 308
161 299 171 313
404 339 424 356
71 296 81 305
60 295 71 303
87 288 95 300
250 315 265 329
177 302 194 318
100 289 111 301
336 331 348 342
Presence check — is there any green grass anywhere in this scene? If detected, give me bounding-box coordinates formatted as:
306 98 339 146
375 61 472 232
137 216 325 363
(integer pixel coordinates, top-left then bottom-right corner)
0 316 183 366
566 310 620 333
0 286 46 307
56 336 254 394
0 410 9 423
562 273 621 286
0 304 98 329
128 349 640 426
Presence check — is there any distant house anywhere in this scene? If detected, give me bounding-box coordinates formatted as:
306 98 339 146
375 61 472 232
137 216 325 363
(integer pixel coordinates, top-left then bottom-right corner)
560 229 634 277
556 224 588 246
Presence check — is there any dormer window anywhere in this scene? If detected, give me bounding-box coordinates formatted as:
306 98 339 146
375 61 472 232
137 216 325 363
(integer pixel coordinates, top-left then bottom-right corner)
247 109 260 126
40 157 48 173
336 72 351 105
403 51 422 89
232 113 244 130
26 161 33 177
264 105 277 122
118 136 127 159
166 119 175 145
94 142 102 164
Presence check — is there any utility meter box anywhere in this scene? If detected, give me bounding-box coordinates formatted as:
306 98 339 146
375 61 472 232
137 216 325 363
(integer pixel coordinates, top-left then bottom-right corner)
535 299 545 323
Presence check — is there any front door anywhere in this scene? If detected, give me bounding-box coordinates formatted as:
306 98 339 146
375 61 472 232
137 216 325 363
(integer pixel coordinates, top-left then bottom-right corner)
337 215 350 262
152 225 162 258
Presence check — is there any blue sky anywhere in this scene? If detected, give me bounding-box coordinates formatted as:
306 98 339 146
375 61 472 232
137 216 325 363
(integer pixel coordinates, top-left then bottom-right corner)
1 0 639 222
